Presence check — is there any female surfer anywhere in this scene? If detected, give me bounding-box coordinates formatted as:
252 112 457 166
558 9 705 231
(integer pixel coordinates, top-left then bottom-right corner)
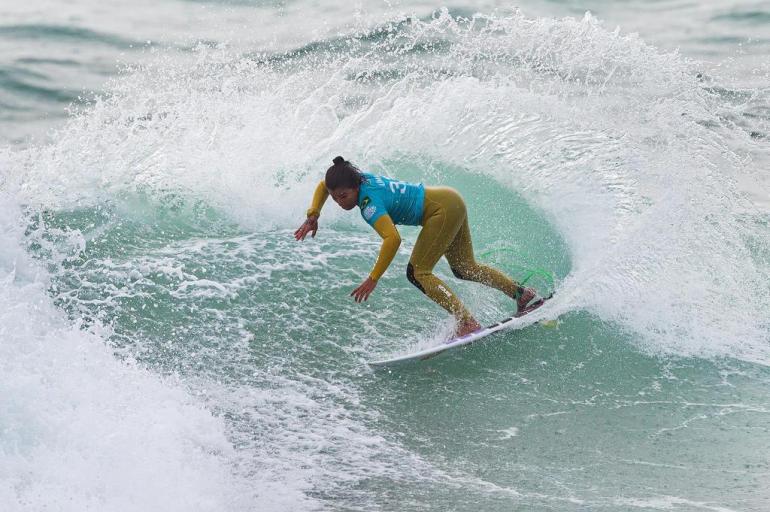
294 156 541 337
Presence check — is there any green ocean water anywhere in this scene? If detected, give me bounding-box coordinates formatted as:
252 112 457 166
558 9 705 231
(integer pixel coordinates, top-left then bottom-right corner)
20 162 770 511
2 3 770 511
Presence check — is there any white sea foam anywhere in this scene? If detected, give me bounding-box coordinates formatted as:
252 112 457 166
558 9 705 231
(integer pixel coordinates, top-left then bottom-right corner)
8 11 766 362
0 195 314 511
1 8 769 510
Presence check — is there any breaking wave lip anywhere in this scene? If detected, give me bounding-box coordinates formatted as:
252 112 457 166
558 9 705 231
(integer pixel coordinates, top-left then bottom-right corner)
10 9 764 364
1 7 770 510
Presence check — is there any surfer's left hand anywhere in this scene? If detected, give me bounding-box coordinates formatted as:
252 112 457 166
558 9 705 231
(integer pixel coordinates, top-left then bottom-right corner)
351 277 377 303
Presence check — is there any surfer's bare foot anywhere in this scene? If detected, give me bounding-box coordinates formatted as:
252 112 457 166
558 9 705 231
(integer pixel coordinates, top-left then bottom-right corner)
516 286 537 312
455 318 481 337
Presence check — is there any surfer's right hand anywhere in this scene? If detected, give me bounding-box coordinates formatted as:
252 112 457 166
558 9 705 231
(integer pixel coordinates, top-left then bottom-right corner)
294 215 319 241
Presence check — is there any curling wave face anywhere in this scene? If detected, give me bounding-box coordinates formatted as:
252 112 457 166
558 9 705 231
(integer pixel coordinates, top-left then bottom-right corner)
6 10 769 362
1 7 770 512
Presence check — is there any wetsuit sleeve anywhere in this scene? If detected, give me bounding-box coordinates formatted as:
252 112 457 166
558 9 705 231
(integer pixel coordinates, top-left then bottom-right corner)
369 215 401 281
306 180 328 218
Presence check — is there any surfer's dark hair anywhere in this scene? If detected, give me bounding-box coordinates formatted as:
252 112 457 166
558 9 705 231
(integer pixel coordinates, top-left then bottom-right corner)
325 156 365 190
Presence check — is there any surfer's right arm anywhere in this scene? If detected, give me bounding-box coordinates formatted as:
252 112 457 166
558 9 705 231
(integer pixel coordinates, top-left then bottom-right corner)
294 180 328 241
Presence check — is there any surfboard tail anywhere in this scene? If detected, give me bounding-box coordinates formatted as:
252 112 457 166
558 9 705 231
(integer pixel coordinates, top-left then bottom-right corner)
515 293 554 318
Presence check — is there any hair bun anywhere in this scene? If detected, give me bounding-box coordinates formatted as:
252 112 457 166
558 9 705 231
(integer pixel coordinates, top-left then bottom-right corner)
332 156 345 165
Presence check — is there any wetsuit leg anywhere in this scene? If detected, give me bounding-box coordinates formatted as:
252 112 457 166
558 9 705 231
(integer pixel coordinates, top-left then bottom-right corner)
445 217 522 298
408 187 474 323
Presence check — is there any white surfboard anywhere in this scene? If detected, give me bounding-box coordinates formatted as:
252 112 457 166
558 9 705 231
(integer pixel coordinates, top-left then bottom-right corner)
368 296 554 368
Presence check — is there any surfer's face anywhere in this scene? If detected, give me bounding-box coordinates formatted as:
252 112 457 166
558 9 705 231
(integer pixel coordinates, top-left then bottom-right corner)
329 186 359 210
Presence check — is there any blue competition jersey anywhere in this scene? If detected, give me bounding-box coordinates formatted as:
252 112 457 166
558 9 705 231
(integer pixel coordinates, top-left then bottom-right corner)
357 173 425 227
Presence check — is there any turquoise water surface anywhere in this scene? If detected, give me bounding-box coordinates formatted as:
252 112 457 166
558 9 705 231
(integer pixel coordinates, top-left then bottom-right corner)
1 2 769 511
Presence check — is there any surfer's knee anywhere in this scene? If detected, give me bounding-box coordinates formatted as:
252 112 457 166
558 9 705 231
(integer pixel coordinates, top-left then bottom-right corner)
406 263 427 293
450 263 479 281
450 265 470 280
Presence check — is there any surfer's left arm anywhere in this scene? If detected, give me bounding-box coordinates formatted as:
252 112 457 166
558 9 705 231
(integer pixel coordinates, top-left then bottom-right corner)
350 215 401 302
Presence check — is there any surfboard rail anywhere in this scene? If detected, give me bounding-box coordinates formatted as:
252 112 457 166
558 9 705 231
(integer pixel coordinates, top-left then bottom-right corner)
368 296 554 368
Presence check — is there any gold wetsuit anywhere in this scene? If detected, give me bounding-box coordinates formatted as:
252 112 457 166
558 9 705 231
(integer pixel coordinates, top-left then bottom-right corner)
306 181 522 323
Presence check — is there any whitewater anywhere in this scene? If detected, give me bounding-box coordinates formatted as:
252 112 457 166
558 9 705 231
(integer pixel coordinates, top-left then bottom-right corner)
1 2 769 511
